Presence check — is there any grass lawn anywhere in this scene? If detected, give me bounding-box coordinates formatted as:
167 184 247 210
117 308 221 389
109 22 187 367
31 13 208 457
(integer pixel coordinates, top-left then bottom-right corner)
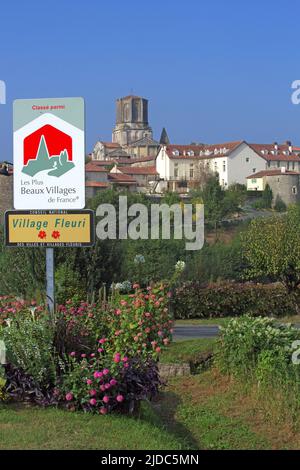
0 403 184 450
2 336 300 450
160 338 216 364
155 369 300 450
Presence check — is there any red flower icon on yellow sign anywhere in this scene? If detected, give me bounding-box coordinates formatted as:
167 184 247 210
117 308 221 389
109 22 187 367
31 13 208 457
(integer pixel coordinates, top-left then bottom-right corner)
38 230 47 239
51 231 60 239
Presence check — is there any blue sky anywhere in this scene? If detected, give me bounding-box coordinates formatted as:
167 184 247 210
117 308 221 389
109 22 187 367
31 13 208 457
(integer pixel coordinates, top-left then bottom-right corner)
1 0 300 161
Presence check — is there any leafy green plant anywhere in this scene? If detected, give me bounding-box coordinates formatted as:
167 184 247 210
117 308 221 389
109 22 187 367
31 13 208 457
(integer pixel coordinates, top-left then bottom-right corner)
173 281 297 319
0 312 57 387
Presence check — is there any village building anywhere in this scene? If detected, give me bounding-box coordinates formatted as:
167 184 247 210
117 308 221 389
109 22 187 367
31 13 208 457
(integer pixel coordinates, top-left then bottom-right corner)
246 168 300 206
110 164 159 192
155 141 300 193
92 95 167 161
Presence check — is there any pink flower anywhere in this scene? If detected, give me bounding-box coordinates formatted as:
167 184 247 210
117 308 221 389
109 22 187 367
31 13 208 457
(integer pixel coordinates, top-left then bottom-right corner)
115 309 122 316
110 379 117 386
155 347 161 353
99 338 106 344
157 331 163 337
103 368 109 375
113 353 121 363
90 398 97 406
99 407 107 415
116 394 124 403
104 383 111 390
100 384 106 392
134 336 139 342
103 395 110 404
70 351 76 357
163 338 169 345
89 389 97 396
81 353 87 358
86 379 93 385
94 371 103 379
90 353 95 358
97 348 104 353
145 327 151 334
133 283 140 289
65 392 73 401
122 356 128 363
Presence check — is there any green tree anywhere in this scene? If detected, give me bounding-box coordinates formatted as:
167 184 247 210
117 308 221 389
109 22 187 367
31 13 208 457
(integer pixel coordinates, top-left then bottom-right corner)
262 184 273 208
242 213 300 293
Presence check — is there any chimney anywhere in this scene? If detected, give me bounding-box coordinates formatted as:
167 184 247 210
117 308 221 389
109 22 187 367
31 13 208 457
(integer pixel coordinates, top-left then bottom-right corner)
273 141 278 150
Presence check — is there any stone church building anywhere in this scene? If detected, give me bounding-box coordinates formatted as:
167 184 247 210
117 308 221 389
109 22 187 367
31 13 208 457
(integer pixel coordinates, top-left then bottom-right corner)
92 95 169 161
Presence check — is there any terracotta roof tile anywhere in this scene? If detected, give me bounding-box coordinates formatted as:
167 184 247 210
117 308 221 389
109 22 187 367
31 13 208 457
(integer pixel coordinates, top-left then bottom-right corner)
85 163 109 172
247 169 300 178
117 166 158 175
165 141 243 159
108 173 137 184
86 181 110 187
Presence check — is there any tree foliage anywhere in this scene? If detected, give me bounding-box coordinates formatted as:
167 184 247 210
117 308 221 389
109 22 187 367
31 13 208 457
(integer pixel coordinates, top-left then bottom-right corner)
242 213 300 292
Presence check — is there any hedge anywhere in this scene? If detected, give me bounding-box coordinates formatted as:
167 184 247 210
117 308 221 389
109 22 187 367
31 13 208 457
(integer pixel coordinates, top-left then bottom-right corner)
173 281 298 319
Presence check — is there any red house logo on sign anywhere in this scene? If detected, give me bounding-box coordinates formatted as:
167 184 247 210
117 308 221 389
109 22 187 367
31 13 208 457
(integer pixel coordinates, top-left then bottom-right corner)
22 124 74 178
13 98 85 210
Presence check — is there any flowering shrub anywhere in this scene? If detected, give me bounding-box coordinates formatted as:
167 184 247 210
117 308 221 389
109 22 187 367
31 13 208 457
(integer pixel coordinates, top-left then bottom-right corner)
0 284 173 414
112 280 132 294
216 316 300 379
0 296 43 326
61 352 161 414
58 283 173 359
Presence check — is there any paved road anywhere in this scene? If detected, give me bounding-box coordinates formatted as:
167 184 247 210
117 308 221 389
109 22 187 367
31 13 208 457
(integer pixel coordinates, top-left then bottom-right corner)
174 322 300 341
174 325 220 341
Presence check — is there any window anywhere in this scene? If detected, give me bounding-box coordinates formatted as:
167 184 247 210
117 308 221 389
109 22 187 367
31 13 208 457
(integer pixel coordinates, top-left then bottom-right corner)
277 161 280 168
214 162 218 172
267 161 271 167
252 168 256 173
287 162 290 170
222 179 225 187
292 186 298 195
223 161 226 172
246 157 250 162
189 164 194 179
174 163 179 178
293 162 295 170
252 179 257 183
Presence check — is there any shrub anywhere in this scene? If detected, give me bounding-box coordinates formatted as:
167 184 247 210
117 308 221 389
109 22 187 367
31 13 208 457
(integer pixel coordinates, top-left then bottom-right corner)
0 312 58 387
60 353 161 414
274 195 287 212
215 316 300 379
0 284 173 413
173 281 297 319
55 264 86 305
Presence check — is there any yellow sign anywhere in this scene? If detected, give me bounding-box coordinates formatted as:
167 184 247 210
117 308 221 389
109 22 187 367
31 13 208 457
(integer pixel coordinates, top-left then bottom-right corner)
5 210 94 247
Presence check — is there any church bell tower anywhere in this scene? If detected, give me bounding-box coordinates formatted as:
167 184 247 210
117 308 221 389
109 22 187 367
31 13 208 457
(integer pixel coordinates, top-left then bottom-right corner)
112 95 153 146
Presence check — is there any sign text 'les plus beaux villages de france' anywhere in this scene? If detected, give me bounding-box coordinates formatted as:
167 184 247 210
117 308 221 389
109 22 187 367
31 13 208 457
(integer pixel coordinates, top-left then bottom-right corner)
13 97 85 210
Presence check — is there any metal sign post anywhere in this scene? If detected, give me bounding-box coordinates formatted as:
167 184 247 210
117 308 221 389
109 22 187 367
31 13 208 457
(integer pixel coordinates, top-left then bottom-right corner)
46 248 55 317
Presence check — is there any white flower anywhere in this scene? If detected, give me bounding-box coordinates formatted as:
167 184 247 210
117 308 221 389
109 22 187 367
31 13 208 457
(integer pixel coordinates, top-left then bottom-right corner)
175 260 186 273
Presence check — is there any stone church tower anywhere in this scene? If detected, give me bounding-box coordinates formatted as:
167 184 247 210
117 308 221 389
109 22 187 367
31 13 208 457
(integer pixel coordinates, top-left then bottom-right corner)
112 95 153 146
